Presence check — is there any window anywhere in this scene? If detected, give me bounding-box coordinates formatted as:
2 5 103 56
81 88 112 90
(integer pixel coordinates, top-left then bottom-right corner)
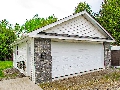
17 46 18 55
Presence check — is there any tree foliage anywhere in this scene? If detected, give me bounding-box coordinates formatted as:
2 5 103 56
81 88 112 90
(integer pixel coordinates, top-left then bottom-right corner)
74 2 92 15
0 19 16 60
14 14 57 38
24 14 57 33
95 0 120 45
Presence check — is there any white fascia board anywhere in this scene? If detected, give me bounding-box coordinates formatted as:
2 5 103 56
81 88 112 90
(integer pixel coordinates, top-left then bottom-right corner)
28 11 86 36
30 34 115 42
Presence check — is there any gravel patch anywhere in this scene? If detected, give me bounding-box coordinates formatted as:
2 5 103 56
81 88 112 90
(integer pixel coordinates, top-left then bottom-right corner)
40 68 120 90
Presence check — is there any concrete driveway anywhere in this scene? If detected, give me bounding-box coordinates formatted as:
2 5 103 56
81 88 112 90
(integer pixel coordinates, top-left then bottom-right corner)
0 77 43 90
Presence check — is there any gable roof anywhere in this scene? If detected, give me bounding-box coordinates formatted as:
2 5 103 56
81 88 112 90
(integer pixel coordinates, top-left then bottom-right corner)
12 11 115 46
27 11 115 42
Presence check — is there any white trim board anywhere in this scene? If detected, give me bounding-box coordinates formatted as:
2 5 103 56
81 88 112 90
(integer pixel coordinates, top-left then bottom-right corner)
31 34 114 43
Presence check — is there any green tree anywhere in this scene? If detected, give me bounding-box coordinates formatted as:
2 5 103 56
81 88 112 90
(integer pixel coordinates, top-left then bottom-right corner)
24 14 57 32
0 21 16 60
74 2 92 15
96 0 120 45
15 14 57 34
14 14 57 38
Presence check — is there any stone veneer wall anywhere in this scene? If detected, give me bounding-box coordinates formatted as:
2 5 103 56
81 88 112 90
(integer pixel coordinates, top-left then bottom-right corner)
34 38 52 84
103 42 111 68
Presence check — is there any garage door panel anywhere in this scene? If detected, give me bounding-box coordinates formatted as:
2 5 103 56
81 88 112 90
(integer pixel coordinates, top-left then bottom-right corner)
51 42 104 78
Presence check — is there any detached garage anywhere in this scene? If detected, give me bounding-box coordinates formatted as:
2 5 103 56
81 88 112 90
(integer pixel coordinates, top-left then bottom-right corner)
12 11 115 84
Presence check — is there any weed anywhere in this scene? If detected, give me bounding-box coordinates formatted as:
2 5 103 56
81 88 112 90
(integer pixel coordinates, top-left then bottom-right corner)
0 61 13 78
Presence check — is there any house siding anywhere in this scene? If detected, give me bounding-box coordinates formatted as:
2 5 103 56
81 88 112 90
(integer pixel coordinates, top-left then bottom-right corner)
34 38 52 83
111 46 120 66
13 41 27 75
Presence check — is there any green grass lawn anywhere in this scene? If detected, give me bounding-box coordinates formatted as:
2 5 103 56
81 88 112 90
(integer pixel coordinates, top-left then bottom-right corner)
0 61 13 78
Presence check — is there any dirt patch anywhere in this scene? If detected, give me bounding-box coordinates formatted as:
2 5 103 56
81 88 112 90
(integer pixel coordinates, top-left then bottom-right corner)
0 68 43 90
40 68 120 90
1 68 25 81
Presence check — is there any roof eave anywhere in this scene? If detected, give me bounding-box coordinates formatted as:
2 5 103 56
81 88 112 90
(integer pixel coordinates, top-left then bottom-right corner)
30 34 115 43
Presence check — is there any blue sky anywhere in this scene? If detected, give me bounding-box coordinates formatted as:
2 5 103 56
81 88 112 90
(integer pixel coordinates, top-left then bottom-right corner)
0 0 103 25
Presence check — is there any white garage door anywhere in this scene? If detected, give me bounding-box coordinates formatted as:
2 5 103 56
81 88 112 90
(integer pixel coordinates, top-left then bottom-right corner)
51 41 104 78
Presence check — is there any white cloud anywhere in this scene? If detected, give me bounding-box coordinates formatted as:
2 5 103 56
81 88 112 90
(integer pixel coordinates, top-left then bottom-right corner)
0 0 103 25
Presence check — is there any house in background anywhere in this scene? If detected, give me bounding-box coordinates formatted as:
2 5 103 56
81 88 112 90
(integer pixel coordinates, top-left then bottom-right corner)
111 46 120 68
12 11 115 84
